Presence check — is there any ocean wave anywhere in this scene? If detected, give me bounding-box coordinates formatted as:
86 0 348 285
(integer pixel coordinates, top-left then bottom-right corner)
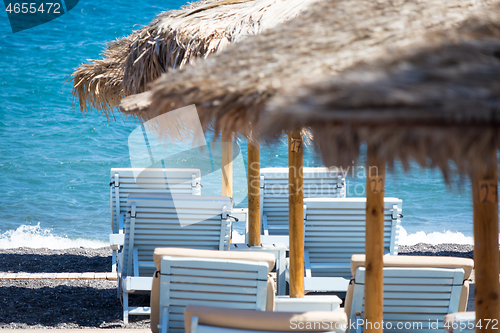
0 223 480 249
0 223 108 249
232 229 246 244
399 227 474 246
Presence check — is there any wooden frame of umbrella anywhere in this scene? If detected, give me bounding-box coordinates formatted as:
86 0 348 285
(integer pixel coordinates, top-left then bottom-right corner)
260 12 500 332
119 0 500 304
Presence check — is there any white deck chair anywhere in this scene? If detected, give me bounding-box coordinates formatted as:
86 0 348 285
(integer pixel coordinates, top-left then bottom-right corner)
151 248 277 333
109 168 202 272
120 194 232 324
259 167 346 245
302 197 402 292
345 255 473 333
184 305 348 333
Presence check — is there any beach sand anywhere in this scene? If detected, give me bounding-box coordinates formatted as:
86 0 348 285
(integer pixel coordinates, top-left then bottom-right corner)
0 244 475 329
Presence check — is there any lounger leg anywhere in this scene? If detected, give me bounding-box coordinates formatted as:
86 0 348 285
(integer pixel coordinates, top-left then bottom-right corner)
355 313 362 333
191 316 199 333
277 248 286 295
112 251 117 273
160 307 169 333
123 291 129 325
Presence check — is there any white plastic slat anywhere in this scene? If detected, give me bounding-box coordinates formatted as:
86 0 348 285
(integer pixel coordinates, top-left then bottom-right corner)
171 284 258 295
169 275 260 287
170 291 258 303
384 299 450 307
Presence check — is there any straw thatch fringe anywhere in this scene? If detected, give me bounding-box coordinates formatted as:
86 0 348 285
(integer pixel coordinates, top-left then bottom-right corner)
71 35 134 115
71 0 317 115
121 0 500 139
262 10 500 180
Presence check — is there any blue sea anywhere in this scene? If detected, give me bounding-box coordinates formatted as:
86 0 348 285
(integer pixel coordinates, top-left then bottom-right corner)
0 0 495 248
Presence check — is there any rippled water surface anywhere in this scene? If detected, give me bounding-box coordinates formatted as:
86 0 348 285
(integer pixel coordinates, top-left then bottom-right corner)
0 1 495 247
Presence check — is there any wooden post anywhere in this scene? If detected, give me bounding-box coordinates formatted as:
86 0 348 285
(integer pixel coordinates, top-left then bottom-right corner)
222 132 233 198
472 149 499 333
364 146 385 333
248 140 261 246
289 130 304 298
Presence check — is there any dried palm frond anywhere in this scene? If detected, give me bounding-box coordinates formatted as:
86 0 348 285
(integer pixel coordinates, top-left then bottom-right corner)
120 0 500 140
71 0 318 115
262 9 500 179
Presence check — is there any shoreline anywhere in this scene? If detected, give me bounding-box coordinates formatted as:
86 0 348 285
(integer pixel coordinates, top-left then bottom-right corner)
0 244 475 329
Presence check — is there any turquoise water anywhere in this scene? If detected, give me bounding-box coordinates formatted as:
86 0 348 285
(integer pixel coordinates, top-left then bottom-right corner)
0 0 495 248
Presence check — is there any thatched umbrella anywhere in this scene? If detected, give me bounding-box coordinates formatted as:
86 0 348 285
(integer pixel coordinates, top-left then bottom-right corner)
119 0 498 135
261 9 500 333
119 0 500 304
71 0 317 115
71 0 318 244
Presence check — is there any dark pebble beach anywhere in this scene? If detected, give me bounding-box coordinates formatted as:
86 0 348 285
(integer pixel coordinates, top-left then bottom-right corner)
0 244 476 329
0 247 149 329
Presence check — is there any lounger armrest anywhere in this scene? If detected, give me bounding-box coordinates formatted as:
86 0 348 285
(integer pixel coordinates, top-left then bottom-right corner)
190 316 198 333
109 233 125 250
159 306 169 333
310 262 350 270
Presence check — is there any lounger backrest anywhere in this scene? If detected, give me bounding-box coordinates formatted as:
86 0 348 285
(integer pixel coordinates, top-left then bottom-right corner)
122 194 232 278
158 256 269 333
304 198 402 279
184 305 348 333
110 168 201 233
348 266 465 333
260 167 346 236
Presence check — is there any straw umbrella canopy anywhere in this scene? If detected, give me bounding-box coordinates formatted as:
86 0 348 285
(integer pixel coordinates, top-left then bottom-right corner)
119 0 500 303
70 0 318 115
261 10 500 179
260 9 500 333
119 0 499 137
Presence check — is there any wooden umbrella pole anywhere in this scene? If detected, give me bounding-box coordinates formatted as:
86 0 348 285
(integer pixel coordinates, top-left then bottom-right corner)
364 146 385 333
472 149 499 333
289 129 304 298
248 140 261 246
222 130 233 198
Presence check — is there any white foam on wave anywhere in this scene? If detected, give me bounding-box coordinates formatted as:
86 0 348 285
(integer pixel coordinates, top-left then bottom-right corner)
232 229 246 243
399 227 474 246
233 226 476 246
0 223 108 249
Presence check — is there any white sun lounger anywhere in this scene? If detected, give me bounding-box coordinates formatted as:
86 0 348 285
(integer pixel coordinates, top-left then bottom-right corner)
301 197 402 292
345 255 473 333
184 305 348 333
120 194 232 324
258 167 346 245
109 168 202 271
151 248 277 333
